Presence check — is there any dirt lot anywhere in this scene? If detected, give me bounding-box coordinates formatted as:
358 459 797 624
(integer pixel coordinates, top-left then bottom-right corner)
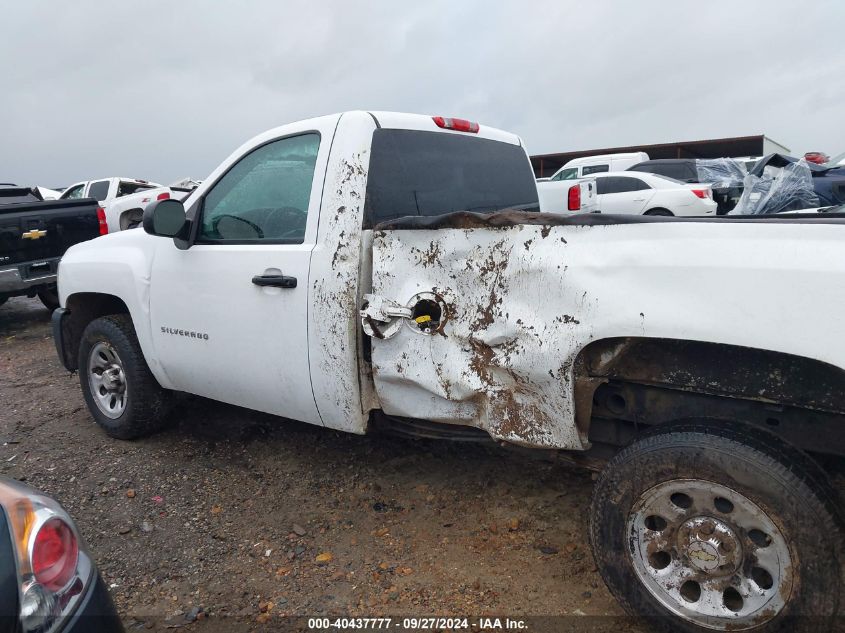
1 297 643 631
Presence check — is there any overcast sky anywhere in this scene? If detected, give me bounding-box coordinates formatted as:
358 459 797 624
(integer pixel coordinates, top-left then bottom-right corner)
1 1 843 187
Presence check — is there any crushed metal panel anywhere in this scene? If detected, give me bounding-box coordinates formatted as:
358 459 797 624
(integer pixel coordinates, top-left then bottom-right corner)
369 223 596 449
369 212 845 450
308 112 377 434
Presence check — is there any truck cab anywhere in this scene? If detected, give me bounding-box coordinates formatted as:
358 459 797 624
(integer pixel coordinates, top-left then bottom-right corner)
54 112 541 433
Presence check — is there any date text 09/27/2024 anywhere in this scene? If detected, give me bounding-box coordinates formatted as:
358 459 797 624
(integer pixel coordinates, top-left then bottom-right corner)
307 617 527 630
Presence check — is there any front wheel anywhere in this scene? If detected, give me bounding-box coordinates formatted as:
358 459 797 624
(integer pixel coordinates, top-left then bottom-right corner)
78 315 172 439
589 422 842 632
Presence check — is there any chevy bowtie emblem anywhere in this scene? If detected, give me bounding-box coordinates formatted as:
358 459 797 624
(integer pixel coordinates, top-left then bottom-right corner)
690 548 717 563
22 229 47 240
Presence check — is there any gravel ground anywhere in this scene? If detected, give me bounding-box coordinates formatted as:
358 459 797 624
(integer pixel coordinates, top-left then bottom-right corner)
1 296 646 632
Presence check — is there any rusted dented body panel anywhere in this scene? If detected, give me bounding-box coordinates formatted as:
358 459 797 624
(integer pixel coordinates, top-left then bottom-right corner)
308 112 377 434
368 212 845 449
370 222 594 449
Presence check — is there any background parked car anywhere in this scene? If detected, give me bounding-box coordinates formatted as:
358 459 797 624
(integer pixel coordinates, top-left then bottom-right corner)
541 151 649 181
0 477 122 632
591 171 717 215
628 158 745 214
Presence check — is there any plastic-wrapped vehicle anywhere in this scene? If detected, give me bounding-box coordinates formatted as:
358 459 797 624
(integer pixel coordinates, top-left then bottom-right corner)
730 154 845 215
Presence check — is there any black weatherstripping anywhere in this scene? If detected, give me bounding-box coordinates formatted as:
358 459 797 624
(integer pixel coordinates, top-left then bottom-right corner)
373 209 845 231
252 274 297 288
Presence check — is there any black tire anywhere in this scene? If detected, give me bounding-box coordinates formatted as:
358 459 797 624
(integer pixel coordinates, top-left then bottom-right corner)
0 296 7 308
590 421 842 632
644 208 673 216
37 287 60 311
78 314 172 439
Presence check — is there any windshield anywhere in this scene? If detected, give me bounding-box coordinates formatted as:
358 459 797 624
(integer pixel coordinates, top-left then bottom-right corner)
364 129 539 227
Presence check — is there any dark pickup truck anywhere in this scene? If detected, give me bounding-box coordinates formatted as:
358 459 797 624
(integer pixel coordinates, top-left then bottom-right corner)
0 185 100 310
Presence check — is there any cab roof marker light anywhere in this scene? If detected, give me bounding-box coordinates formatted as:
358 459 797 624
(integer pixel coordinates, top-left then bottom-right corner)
433 116 480 134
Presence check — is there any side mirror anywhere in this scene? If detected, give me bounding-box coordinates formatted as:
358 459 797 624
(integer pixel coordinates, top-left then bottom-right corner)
143 199 189 240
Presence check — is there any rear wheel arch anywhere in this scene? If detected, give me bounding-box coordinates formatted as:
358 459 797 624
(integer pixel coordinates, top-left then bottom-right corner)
644 207 673 216
572 336 845 458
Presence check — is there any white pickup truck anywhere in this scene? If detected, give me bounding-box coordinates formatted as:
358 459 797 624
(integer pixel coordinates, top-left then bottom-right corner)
536 176 598 213
59 177 162 204
52 111 845 632
102 179 201 233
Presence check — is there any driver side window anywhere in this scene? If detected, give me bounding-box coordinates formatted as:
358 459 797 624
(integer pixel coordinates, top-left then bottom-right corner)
199 133 320 243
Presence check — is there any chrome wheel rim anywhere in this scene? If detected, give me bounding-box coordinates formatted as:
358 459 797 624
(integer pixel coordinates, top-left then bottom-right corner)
627 479 792 630
87 342 128 419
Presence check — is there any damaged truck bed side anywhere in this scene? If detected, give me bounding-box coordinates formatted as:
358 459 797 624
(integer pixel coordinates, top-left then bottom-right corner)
53 112 845 631
369 210 845 455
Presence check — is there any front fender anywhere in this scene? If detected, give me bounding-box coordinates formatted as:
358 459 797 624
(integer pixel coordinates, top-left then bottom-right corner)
58 232 173 388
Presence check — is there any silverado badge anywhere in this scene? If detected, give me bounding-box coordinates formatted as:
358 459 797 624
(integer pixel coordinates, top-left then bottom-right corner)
22 229 47 240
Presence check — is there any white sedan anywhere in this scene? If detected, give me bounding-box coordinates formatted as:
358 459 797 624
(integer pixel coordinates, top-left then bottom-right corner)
592 172 718 216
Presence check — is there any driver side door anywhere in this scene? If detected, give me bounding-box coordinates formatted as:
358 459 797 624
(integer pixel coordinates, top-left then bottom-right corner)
149 131 326 425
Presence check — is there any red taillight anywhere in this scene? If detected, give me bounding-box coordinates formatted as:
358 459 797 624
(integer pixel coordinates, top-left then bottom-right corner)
32 518 79 592
96 207 108 235
804 152 829 165
691 189 710 199
567 184 581 211
156 192 170 201
432 116 479 134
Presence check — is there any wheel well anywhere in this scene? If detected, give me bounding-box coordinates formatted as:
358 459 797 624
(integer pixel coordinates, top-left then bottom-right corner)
574 337 845 459
643 208 673 216
61 293 130 371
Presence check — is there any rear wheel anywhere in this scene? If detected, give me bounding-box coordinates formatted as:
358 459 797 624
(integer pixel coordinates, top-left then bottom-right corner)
644 208 673 216
78 315 172 439
589 421 842 632
37 286 60 311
